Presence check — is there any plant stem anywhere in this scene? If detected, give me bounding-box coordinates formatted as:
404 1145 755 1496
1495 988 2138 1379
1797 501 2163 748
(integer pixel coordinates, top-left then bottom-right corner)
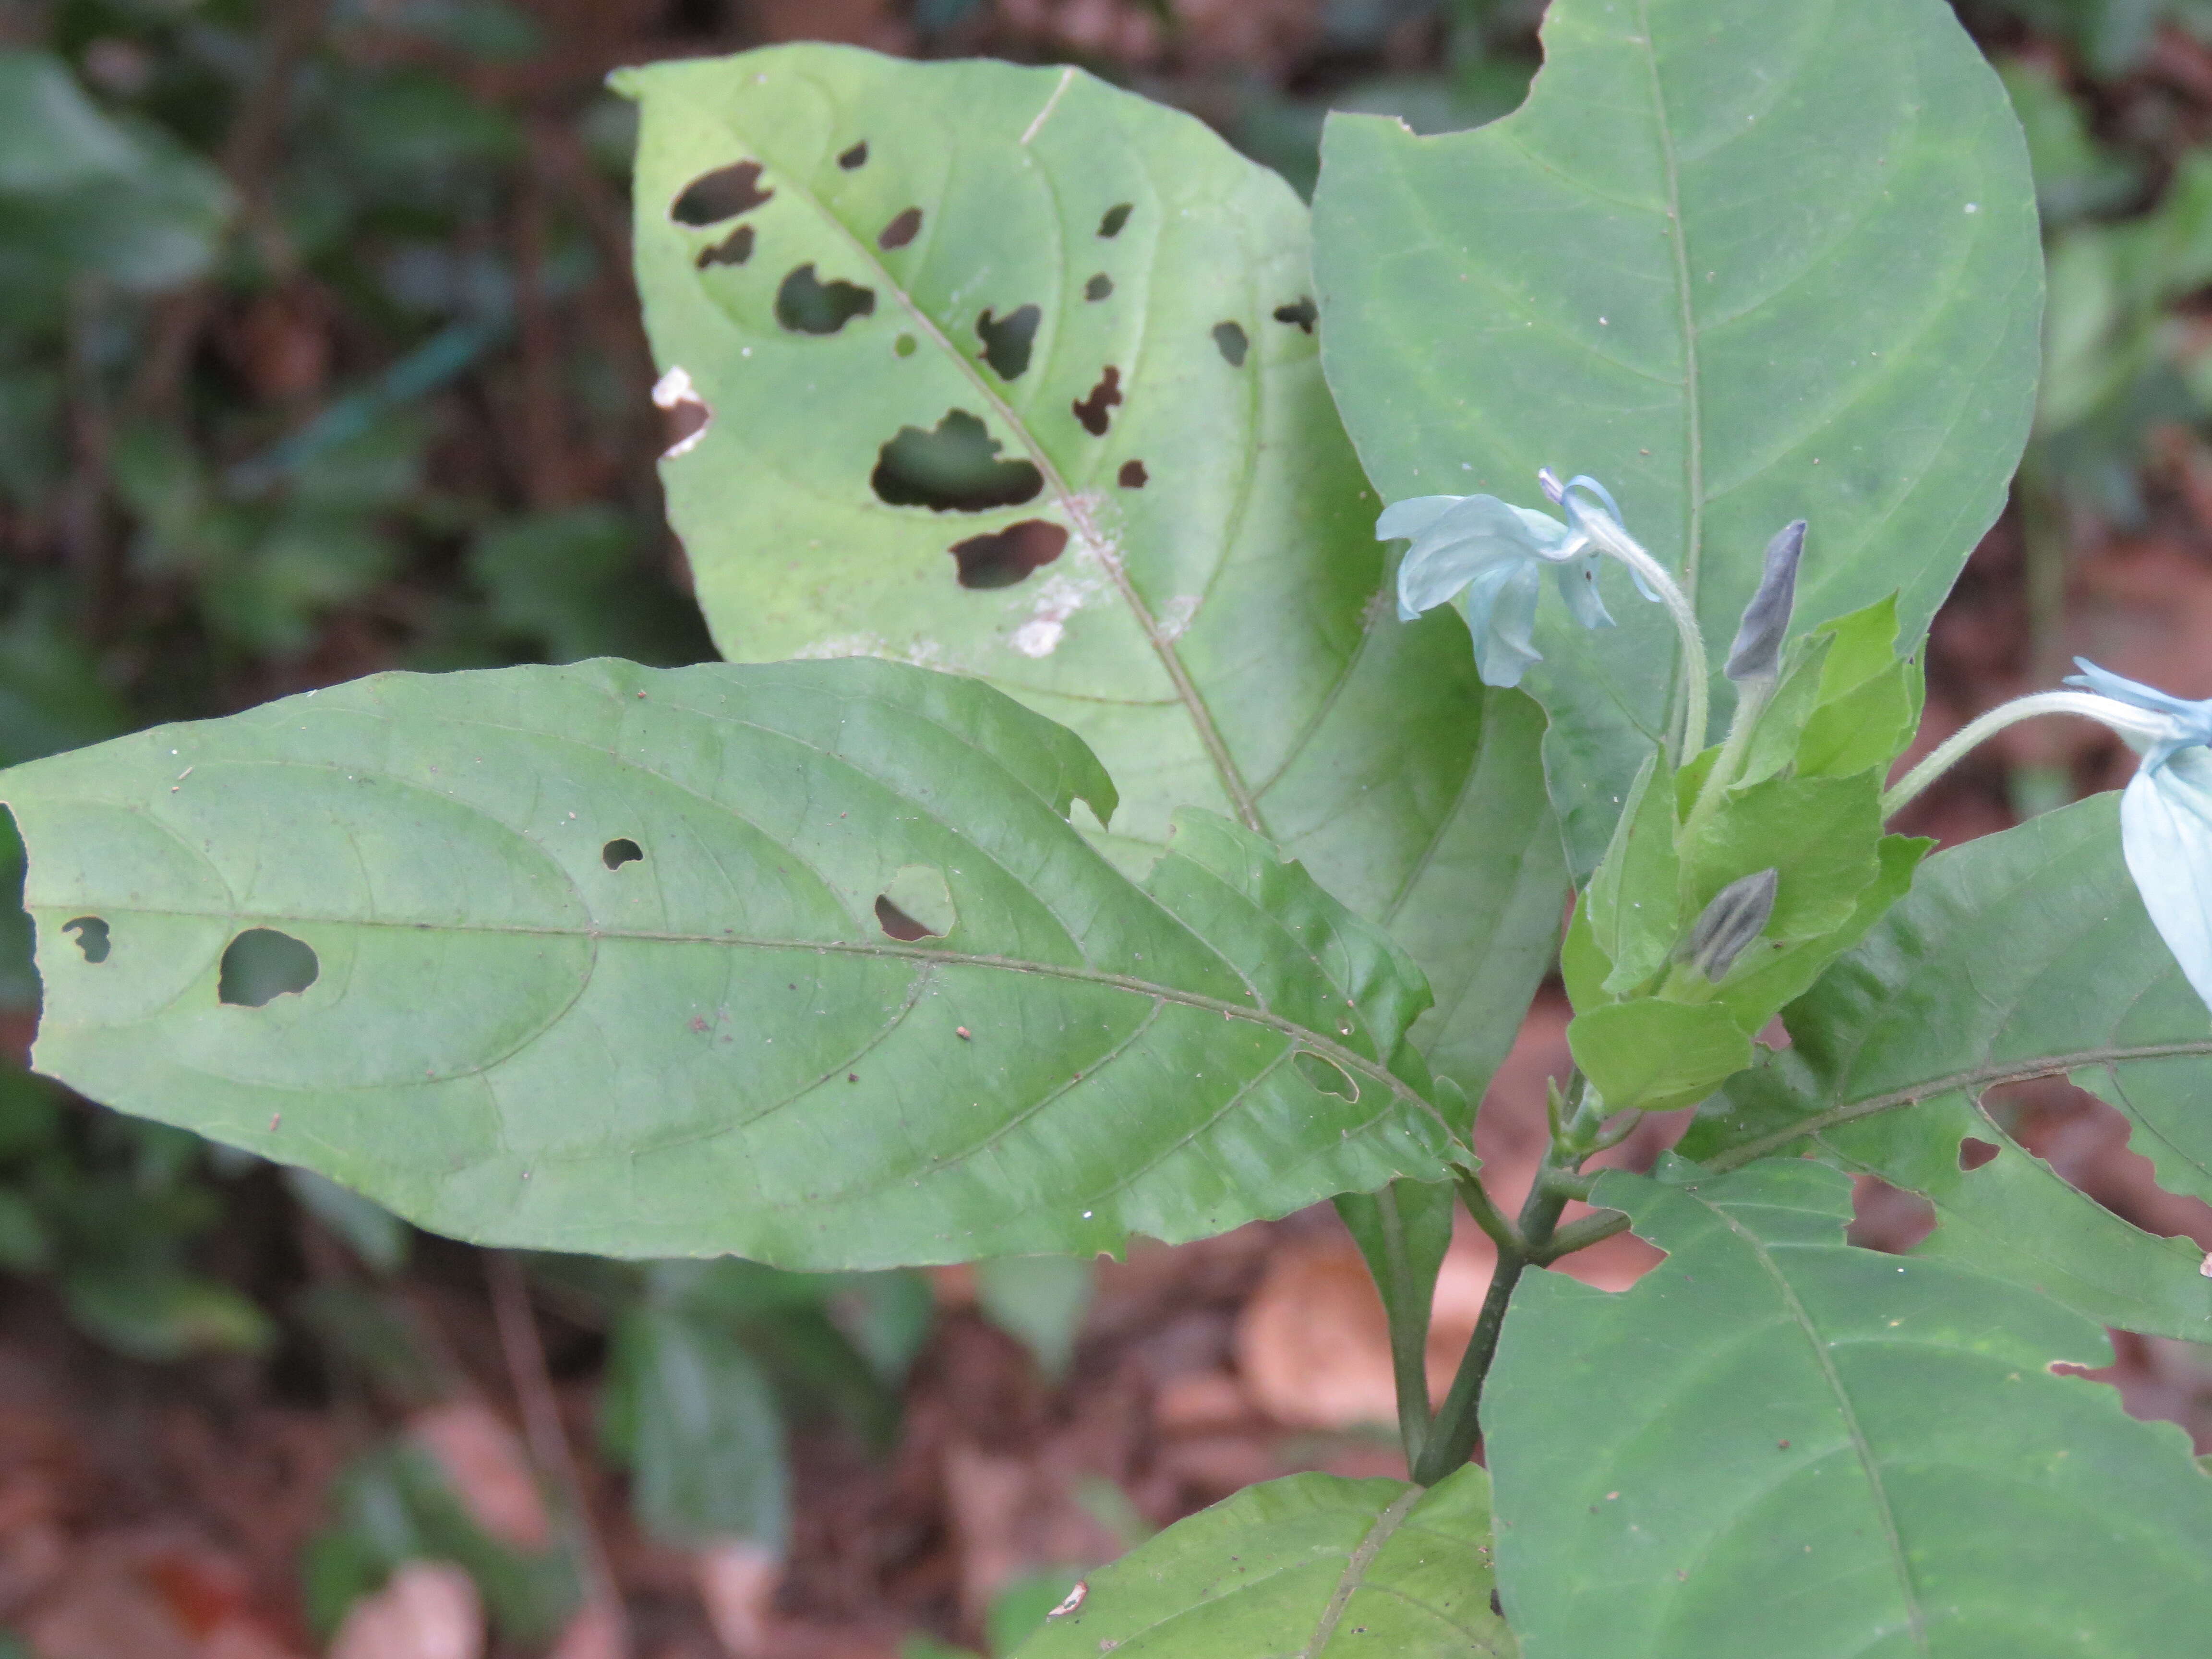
1582 517 1711 762
1415 1158 1573 1486
1678 673 1772 847
488 1253 631 1658
1880 690 2160 817
1530 1208 1630 1264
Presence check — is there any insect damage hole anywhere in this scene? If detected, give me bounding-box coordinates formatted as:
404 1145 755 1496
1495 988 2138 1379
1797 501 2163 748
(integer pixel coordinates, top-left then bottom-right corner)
1211 321 1248 367
874 865 956 941
1118 459 1147 488
838 140 868 169
1959 1136 2000 1171
602 838 643 869
775 264 876 335
61 916 109 963
1097 203 1131 238
1293 1051 1359 1103
1072 366 1122 435
950 520 1067 589
976 304 1041 380
878 207 923 250
1273 297 1317 333
1084 273 1112 301
651 366 712 458
218 929 319 1008
872 410 1042 510
696 224 754 268
672 161 772 226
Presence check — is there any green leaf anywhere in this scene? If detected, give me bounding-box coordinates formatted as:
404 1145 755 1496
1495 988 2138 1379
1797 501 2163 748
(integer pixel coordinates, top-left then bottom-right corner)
1486 1157 2212 1656
306 1441 577 1644
1584 754 1677 995
1676 771 1883 941
1684 795 2212 1341
5 658 1457 1268
62 1266 272 1362
1791 598 1923 780
287 1167 412 1274
1817 1092 2212 1344
1312 0 2041 874
1707 832 1928 1034
1564 999 1749 1115
605 1304 788 1547
974 1254 1096 1381
0 54 230 299
1009 1466 1512 1658
1688 796 2210 1168
618 43 1564 1099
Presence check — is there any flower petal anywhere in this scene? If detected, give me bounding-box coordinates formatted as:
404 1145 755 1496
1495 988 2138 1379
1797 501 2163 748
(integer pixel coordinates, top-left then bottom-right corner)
1551 551 1617 632
2120 750 2212 1016
1391 495 1565 621
1463 561 1543 688
1375 494 1469 542
2067 658 2212 736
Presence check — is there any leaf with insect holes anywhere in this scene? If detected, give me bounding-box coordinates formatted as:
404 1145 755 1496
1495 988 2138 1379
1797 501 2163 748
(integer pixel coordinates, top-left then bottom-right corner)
617 44 1564 1101
2 658 1461 1268
1009 1466 1512 1658
1485 1157 2212 1657
1684 795 2212 1343
1312 0 2041 875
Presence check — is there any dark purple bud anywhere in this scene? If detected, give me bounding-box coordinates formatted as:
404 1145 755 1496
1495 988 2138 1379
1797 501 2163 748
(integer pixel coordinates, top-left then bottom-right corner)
1682 868 1779 980
1724 521 1806 683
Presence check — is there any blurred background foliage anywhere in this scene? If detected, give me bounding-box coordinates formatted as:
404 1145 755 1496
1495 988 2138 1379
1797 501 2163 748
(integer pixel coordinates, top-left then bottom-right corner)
0 0 2210 1651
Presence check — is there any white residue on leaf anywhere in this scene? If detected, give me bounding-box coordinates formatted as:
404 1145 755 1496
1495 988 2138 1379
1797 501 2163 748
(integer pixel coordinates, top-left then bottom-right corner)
791 633 888 661
1157 594 1200 641
1010 553 1107 659
792 633 957 672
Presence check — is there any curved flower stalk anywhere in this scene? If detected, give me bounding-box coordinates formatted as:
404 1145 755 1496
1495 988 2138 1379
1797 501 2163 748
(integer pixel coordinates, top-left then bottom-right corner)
1885 659 2212 1014
1380 470 1710 758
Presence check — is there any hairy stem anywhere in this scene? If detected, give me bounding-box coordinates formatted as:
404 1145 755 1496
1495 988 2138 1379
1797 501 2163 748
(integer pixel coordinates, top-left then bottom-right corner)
1880 690 2159 817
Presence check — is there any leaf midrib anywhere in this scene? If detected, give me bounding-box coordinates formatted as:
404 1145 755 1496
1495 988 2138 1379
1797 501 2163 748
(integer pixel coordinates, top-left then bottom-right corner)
47 901 1454 1139
1706 1039 2212 1171
1633 0 1706 753
734 80 1267 834
1694 1193 1930 1656
1298 1484 1424 1659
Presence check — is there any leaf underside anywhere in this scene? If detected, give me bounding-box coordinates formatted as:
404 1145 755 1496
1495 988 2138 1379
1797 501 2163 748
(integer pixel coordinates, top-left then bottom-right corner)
1010 1467 1513 1658
1487 1158 2212 1656
3 659 1455 1268
620 44 1563 1095
1312 0 2042 872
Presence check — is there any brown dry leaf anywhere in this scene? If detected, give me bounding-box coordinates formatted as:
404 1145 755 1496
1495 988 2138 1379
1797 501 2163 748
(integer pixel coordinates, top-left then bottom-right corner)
1234 1237 1395 1430
327 1561 483 1659
204 1617 310 1659
407 1402 549 1551
938 1444 1119 1623
1151 1370 1249 1435
26 1560 200 1659
692 1539 780 1658
544 1600 624 1659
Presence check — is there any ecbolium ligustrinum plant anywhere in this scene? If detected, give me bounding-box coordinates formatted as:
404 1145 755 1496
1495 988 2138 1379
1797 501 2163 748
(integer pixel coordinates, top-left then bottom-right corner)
11 12 2212 1654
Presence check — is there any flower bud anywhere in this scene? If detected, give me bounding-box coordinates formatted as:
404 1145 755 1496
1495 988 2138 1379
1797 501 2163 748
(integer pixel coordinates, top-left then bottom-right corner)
1681 867 1779 980
1724 520 1806 683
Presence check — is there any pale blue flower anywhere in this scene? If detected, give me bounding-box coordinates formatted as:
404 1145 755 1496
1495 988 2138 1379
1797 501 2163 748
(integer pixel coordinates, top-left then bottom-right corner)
1380 473 1634 688
2064 658 2212 1013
